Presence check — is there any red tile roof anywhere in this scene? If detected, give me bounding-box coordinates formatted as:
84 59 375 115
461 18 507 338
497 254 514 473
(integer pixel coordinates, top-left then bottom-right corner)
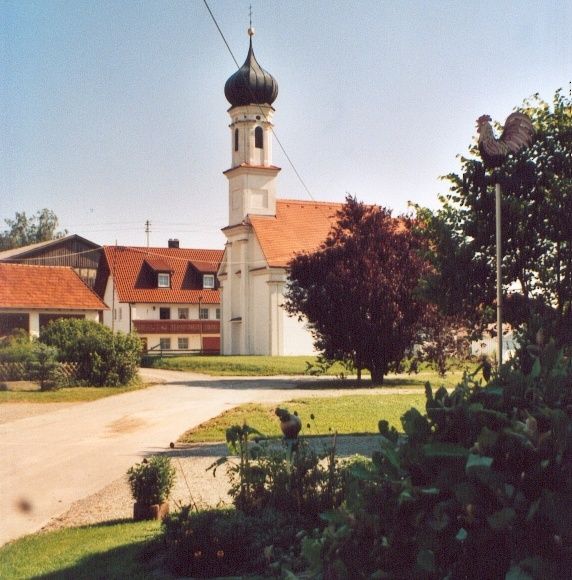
0 263 106 310
249 199 342 267
99 246 223 304
144 257 173 272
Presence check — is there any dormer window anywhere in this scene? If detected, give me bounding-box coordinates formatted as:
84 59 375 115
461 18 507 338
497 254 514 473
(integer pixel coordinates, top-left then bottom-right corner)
203 274 215 289
158 273 170 288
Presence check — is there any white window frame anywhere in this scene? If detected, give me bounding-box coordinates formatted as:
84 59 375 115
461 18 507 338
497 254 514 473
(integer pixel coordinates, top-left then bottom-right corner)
159 337 171 350
178 337 189 350
178 308 189 320
158 273 170 288
199 307 209 320
202 274 215 289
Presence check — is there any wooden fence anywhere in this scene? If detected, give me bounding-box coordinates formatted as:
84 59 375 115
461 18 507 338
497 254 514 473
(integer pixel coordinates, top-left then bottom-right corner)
0 361 79 382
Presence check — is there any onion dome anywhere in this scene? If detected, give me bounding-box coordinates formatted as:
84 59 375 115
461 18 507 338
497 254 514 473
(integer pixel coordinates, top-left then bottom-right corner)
224 30 278 107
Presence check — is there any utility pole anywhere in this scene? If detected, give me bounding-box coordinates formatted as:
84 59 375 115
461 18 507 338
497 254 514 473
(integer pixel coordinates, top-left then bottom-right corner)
145 220 151 248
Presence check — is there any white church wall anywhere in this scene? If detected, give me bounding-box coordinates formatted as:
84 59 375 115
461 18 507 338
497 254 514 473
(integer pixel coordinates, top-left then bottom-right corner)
251 272 271 354
282 307 317 355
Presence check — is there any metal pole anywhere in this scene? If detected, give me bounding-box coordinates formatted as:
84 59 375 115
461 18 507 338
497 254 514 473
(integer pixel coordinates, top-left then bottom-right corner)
199 296 203 355
495 182 503 366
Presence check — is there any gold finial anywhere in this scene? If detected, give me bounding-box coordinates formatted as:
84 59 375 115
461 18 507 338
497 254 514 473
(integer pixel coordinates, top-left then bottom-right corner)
248 4 255 37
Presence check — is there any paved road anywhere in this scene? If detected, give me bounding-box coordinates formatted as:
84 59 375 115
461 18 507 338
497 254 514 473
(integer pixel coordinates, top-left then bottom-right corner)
0 368 394 546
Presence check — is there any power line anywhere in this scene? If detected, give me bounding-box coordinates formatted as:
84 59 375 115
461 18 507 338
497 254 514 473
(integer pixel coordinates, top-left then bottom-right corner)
202 0 318 206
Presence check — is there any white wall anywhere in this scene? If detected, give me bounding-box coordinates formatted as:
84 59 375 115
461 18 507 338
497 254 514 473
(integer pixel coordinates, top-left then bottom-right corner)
142 334 202 352
101 277 220 335
282 310 317 356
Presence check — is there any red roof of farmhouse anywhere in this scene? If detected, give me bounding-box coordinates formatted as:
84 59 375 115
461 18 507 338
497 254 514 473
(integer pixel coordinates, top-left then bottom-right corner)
97 246 223 304
249 199 342 268
0 263 106 310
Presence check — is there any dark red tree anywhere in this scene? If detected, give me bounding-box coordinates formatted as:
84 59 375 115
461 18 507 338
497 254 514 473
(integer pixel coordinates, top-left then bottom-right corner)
285 196 431 384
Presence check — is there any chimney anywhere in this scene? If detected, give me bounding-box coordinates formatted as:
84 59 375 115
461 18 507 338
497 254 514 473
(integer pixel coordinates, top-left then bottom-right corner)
168 239 179 249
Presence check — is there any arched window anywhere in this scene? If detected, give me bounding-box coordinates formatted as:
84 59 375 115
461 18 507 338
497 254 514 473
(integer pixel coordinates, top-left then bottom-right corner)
234 128 239 152
254 126 263 149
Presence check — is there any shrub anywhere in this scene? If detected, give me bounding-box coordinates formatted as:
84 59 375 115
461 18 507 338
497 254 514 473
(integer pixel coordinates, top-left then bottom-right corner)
0 330 38 365
162 506 307 578
298 342 572 579
0 332 66 388
40 318 141 386
26 343 61 390
127 456 176 506
208 413 345 519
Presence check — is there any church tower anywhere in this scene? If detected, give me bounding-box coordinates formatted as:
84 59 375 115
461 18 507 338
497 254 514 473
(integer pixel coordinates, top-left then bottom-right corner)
223 28 280 225
218 28 282 355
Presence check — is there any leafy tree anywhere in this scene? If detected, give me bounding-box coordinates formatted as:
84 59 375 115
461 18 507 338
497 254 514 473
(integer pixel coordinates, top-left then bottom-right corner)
409 310 471 377
40 318 141 386
285 196 431 384
0 209 66 250
421 90 572 343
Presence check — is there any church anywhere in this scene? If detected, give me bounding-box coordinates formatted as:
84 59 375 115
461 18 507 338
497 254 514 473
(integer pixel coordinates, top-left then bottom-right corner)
217 29 341 355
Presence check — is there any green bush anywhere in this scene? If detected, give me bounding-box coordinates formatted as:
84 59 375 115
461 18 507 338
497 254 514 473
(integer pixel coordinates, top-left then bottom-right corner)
0 332 65 388
208 413 346 519
162 506 307 578
127 456 176 506
0 330 37 365
26 343 61 390
40 318 141 386
298 342 572 579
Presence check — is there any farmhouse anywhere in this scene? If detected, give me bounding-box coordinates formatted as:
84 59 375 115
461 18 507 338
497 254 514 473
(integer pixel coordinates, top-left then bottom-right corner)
0 262 106 338
218 31 340 355
0 234 102 288
94 243 223 354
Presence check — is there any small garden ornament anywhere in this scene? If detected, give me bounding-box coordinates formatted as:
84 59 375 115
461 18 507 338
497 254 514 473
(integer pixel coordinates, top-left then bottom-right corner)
127 455 176 521
275 407 302 439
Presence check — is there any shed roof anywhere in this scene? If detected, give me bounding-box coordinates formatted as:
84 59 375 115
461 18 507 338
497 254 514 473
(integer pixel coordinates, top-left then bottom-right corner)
0 263 106 310
0 234 100 261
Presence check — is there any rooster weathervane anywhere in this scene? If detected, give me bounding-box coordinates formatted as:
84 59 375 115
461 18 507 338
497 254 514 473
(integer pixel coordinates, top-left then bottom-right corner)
474 110 535 367
476 112 535 169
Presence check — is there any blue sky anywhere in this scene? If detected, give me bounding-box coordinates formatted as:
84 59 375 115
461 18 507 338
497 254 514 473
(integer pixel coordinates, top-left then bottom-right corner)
1 0 570 249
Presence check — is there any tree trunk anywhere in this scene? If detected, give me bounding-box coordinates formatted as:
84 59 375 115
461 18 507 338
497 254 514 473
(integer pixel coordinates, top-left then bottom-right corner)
369 366 385 385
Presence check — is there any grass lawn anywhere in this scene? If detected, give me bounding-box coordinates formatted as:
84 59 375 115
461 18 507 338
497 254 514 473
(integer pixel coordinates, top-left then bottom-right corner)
145 354 475 381
144 355 348 376
0 380 149 403
0 520 163 579
180 392 427 443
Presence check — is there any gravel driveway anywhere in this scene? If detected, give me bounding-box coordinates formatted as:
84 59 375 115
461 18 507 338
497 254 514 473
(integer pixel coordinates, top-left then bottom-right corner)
41 435 381 533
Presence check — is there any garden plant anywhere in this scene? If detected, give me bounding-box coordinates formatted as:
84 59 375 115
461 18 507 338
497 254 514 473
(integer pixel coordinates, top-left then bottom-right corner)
127 455 176 521
159 335 572 579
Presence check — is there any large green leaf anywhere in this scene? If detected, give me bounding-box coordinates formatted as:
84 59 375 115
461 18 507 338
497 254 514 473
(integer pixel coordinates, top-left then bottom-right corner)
505 564 534 580
487 507 516 531
465 453 493 474
415 549 436 573
423 442 470 458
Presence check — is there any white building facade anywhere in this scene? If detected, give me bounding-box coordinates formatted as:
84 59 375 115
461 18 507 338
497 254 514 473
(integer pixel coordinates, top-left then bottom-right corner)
218 32 337 355
95 245 223 354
